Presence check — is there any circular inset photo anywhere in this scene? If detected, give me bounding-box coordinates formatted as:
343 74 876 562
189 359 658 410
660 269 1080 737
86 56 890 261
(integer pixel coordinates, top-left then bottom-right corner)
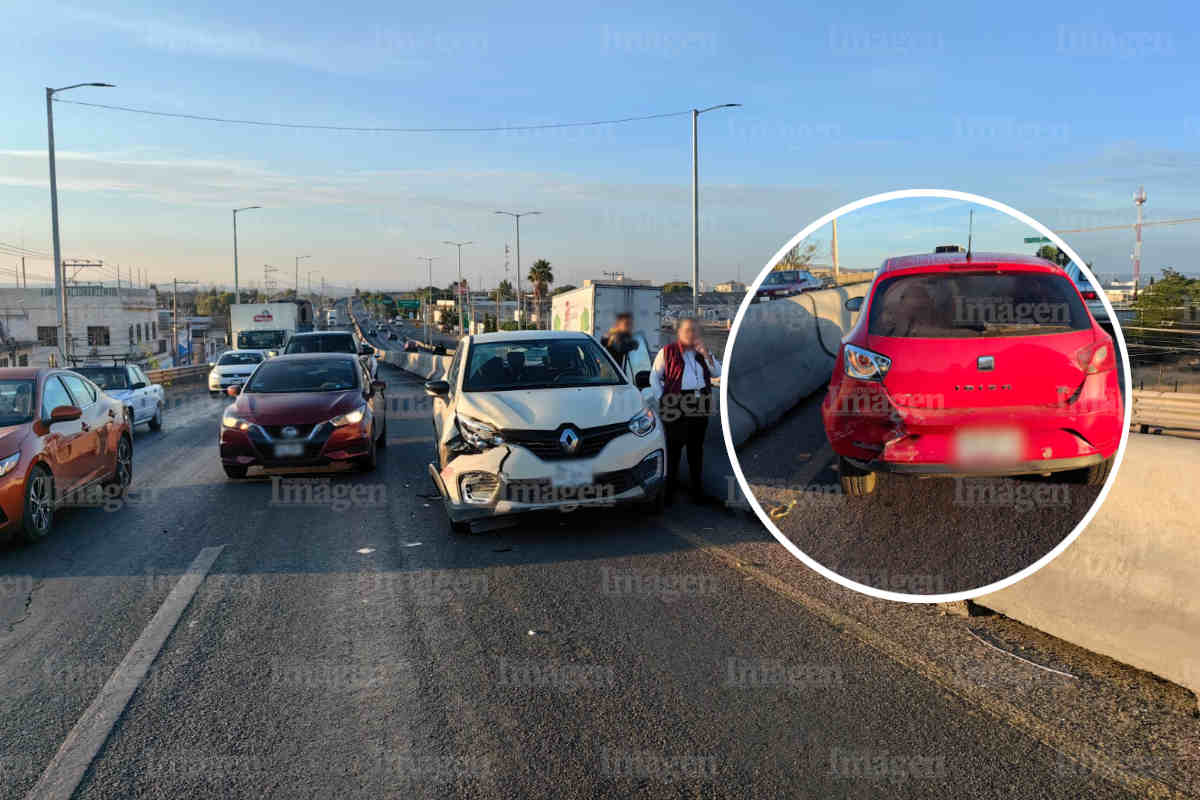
722 189 1131 602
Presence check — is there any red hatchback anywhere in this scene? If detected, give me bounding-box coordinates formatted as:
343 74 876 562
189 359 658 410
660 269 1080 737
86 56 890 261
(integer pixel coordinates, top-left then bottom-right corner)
821 251 1123 495
219 353 387 479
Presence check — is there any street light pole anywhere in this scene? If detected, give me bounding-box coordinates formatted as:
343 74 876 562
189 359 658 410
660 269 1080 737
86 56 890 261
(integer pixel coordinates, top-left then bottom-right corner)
294 254 310 295
232 206 260 303
690 103 740 317
443 241 473 336
419 257 438 345
46 82 113 363
495 211 540 328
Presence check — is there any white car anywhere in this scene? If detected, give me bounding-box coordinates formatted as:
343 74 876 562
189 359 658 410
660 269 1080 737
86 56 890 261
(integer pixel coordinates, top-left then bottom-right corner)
425 330 667 533
208 349 267 396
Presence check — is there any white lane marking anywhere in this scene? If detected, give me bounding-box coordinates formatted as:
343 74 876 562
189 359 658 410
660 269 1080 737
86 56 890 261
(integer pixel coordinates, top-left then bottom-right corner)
26 545 226 800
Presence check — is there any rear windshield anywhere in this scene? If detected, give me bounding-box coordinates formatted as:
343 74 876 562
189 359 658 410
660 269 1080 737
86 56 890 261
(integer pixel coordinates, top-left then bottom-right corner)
244 359 359 393
463 338 624 392
73 367 128 390
238 330 285 349
218 352 263 366
285 334 357 354
868 272 1091 338
764 270 799 285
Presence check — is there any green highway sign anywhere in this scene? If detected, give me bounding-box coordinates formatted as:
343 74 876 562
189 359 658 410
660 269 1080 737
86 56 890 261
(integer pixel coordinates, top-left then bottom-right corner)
395 299 421 310
1024 236 1052 243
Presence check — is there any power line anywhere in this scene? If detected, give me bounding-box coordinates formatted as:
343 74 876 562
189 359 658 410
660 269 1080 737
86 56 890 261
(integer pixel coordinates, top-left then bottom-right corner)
52 99 692 133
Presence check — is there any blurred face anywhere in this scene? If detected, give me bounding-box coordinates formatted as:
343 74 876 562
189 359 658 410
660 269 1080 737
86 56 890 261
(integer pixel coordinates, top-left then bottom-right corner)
677 319 698 347
614 317 633 334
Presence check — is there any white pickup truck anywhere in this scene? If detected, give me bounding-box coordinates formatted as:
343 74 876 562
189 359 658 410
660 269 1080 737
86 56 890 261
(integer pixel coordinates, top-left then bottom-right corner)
72 363 166 431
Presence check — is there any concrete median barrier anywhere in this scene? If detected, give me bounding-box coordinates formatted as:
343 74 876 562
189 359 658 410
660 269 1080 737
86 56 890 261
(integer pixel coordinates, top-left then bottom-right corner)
726 283 870 447
978 434 1200 700
379 350 453 381
1132 389 1200 433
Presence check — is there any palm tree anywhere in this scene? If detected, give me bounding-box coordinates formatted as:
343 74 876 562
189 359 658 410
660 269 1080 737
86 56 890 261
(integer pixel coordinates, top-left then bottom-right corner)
527 259 553 327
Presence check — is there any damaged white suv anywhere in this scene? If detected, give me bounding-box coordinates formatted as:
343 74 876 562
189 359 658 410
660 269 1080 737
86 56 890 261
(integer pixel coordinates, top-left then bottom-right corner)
425 330 666 533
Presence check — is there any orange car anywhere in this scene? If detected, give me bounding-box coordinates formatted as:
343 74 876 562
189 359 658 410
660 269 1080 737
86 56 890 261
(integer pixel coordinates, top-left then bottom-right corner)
0 368 133 542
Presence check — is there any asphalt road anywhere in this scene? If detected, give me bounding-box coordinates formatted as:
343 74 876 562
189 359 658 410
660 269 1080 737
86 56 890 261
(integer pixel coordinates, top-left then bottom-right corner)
1 360 1182 799
734 388 1103 596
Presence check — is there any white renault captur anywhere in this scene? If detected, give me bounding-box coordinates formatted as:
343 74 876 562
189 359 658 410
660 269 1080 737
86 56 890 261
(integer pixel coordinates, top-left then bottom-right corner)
425 330 666 532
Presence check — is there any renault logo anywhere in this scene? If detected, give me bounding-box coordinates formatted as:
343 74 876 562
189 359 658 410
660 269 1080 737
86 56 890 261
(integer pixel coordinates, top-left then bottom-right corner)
281 426 300 439
559 426 581 455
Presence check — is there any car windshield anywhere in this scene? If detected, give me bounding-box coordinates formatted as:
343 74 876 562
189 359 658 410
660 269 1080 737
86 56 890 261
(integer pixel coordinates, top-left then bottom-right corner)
463 337 624 391
0 379 35 426
285 334 357 354
243 359 359 393
868 271 1091 338
218 352 263 366
73 367 129 390
238 330 285 349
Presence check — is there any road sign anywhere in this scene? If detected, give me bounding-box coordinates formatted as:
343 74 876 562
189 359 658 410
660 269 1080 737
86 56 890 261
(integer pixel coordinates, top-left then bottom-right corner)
395 300 421 310
1024 236 1052 243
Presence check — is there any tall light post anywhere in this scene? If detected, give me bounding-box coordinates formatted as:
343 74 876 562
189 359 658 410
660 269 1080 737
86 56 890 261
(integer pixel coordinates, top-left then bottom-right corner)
443 240 473 335
294 254 310 295
495 211 540 327
46 81 114 362
419 256 438 345
691 103 740 317
232 206 260 303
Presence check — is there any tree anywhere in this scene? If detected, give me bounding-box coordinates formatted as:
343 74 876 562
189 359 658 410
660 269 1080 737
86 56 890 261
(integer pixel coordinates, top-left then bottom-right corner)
552 284 577 296
661 281 691 294
493 280 515 301
778 239 820 269
1133 268 1198 326
1035 245 1071 267
527 259 554 325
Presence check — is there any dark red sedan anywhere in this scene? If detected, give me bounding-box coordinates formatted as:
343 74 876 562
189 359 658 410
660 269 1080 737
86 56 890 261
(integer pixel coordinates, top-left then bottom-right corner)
219 353 387 479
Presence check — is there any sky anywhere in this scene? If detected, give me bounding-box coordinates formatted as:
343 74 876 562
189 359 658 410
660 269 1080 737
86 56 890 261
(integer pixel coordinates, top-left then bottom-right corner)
1 0 1197 295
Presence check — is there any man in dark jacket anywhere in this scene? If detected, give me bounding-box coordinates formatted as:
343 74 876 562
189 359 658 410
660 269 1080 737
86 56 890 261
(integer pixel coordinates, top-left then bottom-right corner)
602 313 636 368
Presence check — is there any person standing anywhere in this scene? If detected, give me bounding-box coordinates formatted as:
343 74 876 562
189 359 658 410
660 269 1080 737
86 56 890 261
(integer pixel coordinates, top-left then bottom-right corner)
602 312 636 368
650 317 721 504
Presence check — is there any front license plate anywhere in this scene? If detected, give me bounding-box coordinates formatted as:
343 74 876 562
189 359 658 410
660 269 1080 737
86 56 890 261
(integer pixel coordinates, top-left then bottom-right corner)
274 443 304 458
552 462 592 488
955 429 1023 467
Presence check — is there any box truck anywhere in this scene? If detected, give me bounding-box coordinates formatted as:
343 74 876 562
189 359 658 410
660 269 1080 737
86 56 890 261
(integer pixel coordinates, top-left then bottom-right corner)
551 282 661 383
230 302 300 355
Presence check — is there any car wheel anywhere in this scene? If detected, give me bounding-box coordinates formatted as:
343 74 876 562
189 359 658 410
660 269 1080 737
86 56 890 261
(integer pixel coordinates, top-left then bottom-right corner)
838 456 877 496
377 415 388 449
223 464 248 479
148 403 163 431
358 428 378 472
1081 456 1115 486
21 465 55 543
104 434 133 497
124 408 135 430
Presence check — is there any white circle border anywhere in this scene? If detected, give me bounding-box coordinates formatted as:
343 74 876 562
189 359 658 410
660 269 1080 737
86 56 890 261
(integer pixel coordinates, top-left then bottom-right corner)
719 188 1134 603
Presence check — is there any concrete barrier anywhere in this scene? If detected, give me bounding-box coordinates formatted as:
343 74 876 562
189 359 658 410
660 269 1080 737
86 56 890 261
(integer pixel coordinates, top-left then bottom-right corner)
979 433 1200 699
379 350 452 382
1132 389 1200 432
725 283 870 447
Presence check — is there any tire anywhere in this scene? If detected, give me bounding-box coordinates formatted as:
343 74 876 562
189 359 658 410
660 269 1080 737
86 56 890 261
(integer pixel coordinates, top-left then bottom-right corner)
838 456 877 497
1082 456 1115 486
104 435 133 498
124 408 135 431
223 464 248 479
377 415 388 449
21 465 55 543
148 403 163 431
358 427 378 472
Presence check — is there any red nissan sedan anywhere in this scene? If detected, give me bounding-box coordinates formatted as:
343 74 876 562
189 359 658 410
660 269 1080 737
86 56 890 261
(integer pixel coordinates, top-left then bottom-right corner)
219 353 387 479
821 251 1123 496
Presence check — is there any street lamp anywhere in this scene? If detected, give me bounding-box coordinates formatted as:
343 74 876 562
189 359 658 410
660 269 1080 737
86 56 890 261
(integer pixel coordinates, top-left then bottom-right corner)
691 103 740 316
443 241 473 336
232 206 261 303
46 81 114 362
418 256 438 345
495 211 540 327
294 254 310 294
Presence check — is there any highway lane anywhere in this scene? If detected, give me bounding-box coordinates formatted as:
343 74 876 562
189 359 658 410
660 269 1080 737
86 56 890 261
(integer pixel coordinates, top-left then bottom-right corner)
0 363 1157 799
734 387 1104 595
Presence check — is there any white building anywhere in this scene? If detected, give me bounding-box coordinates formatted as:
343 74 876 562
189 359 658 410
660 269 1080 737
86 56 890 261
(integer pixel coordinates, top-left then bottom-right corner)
0 286 161 368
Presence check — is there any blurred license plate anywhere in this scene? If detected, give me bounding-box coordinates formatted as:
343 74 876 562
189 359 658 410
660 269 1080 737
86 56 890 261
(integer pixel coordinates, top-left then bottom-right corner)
955 429 1022 466
552 463 591 488
274 443 304 458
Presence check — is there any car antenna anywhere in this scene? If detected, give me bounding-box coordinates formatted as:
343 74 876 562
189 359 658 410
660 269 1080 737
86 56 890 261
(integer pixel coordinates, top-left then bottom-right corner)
966 209 974 261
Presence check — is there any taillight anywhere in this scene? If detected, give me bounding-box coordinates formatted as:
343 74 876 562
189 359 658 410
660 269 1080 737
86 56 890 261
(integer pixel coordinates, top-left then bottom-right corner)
843 344 892 382
1080 289 1098 300
1076 341 1114 374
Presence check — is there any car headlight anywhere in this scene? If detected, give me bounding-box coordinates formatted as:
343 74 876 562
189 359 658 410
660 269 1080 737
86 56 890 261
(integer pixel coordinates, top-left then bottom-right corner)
843 344 892 382
221 413 252 431
628 407 657 437
330 406 366 427
457 414 504 449
0 451 20 478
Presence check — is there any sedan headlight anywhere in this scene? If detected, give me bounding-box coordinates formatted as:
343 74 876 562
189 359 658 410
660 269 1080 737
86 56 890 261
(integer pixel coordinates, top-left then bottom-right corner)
843 344 892 382
330 406 366 427
221 414 253 431
457 415 504 449
628 407 657 437
0 451 20 478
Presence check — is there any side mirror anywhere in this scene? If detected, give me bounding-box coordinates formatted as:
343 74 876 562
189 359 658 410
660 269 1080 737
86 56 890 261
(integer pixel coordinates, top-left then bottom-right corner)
130 381 147 390
49 405 82 423
359 345 374 356
844 296 864 312
371 380 387 394
424 380 450 397
226 385 241 397
634 370 651 390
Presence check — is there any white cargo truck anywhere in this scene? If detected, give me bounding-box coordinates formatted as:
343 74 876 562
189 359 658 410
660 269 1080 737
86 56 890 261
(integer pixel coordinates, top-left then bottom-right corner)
551 282 661 384
230 302 299 355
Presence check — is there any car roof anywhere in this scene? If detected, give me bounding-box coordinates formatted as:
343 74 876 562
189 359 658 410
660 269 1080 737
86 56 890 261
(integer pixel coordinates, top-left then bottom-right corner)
224 348 266 354
879 251 1062 276
470 330 592 344
268 352 359 362
290 331 353 338
0 367 46 379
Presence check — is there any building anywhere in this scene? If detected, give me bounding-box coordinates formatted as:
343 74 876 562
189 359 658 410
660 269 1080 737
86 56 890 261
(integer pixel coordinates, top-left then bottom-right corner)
0 286 161 368
714 281 746 293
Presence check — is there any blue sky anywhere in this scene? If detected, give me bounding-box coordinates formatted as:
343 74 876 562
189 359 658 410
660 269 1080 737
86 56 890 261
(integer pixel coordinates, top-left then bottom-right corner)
1 0 1196 293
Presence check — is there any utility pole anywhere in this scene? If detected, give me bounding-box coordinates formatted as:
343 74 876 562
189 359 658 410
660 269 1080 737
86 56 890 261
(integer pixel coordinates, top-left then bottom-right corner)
263 264 280 293
294 254 310 295
172 278 199 366
689 103 741 317
831 218 840 286
20 257 26 289
419 257 437 345
495 211 540 328
232 206 260 304
1133 186 1146 299
443 241 473 336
